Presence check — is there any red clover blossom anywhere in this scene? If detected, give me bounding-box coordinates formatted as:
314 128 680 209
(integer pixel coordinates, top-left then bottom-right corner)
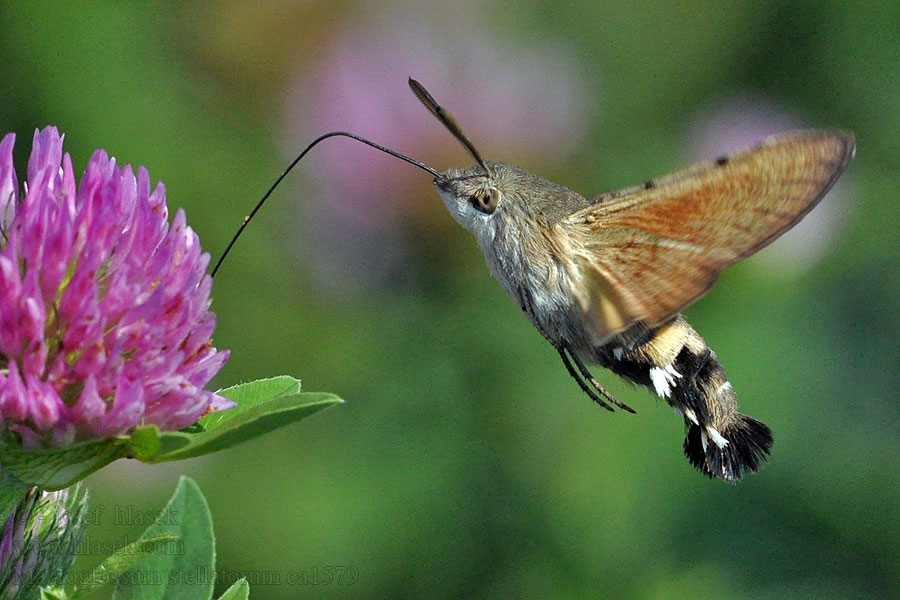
0 127 232 446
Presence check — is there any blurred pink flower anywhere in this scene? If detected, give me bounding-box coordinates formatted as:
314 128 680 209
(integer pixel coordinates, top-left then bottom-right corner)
0 127 232 446
282 7 593 290
685 92 854 274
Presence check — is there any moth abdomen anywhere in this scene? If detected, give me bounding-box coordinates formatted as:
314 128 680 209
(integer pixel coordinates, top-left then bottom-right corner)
600 317 773 482
683 412 773 483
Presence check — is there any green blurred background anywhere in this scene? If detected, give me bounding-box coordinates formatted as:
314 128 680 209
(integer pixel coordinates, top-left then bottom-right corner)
2 1 898 598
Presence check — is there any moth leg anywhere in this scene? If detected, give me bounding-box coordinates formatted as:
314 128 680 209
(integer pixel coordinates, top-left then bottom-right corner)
570 351 636 413
557 347 614 412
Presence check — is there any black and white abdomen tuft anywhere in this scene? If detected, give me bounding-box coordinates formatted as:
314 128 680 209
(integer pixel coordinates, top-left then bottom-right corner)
597 316 774 482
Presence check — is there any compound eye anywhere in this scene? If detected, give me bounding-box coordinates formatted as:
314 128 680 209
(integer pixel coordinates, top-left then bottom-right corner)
470 188 499 215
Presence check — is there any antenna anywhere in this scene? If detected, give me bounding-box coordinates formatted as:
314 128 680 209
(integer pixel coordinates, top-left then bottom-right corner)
408 78 492 177
211 131 439 277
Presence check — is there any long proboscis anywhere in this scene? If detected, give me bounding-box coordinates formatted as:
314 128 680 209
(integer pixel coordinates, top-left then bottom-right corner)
211 131 440 277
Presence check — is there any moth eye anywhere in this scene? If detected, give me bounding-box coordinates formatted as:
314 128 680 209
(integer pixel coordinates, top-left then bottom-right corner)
470 188 499 215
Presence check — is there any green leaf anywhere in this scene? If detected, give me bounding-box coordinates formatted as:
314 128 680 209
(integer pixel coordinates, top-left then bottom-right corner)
201 375 303 430
0 467 31 524
128 426 162 461
216 579 249 600
152 392 340 462
71 534 179 599
0 378 340 487
129 378 341 463
112 477 215 600
0 438 126 491
40 587 69 600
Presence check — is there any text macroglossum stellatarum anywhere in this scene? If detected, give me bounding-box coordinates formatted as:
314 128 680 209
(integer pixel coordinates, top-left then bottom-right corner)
214 78 855 483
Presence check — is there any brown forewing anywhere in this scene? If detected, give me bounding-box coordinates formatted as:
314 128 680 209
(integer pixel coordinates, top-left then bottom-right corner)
561 130 855 343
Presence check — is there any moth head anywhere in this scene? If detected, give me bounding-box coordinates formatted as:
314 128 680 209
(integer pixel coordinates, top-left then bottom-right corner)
409 78 507 229
433 164 504 228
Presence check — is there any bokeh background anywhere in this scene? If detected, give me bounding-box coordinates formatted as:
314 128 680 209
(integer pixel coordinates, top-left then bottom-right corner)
2 1 898 598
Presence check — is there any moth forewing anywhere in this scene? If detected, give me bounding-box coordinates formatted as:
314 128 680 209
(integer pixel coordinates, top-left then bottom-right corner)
570 229 721 345
564 130 856 335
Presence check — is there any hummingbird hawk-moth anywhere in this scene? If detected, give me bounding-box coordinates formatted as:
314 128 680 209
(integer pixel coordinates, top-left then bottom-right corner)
215 78 855 482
